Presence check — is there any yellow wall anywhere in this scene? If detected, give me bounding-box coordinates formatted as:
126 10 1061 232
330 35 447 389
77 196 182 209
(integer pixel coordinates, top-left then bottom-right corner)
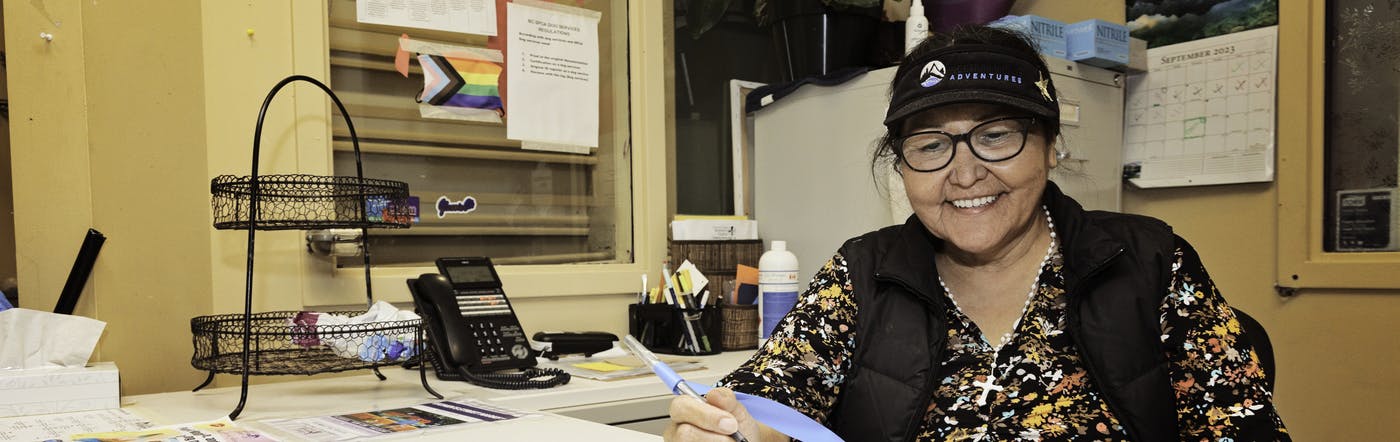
0 8 14 293
5 0 369 394
5 0 213 394
1124 186 1400 441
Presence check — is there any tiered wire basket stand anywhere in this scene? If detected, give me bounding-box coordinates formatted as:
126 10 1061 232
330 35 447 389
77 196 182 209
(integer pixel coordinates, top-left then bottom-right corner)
191 75 439 419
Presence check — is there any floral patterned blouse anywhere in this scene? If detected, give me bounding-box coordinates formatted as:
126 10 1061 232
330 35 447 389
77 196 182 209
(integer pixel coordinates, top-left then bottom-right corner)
719 238 1288 441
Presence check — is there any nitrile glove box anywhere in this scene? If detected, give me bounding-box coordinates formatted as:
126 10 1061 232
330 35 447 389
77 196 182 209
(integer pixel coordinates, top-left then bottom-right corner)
0 362 120 417
988 15 1067 59
1066 19 1130 68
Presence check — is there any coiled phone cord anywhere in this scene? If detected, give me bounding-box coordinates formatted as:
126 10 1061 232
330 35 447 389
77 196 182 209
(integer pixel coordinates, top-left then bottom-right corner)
456 366 571 389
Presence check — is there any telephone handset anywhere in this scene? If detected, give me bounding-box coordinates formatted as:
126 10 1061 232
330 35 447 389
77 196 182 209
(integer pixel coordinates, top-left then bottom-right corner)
408 257 569 389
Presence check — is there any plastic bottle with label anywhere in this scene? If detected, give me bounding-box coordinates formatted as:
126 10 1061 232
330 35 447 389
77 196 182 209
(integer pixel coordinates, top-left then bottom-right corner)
905 0 929 54
758 240 800 342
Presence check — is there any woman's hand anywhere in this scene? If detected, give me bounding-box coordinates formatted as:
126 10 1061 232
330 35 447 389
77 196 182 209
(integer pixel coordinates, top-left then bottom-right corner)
664 387 778 441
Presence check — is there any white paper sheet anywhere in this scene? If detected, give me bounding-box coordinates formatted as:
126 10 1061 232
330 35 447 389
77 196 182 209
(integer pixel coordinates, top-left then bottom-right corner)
505 0 601 150
0 408 152 441
1123 26 1277 188
357 0 497 36
258 399 530 441
67 418 278 442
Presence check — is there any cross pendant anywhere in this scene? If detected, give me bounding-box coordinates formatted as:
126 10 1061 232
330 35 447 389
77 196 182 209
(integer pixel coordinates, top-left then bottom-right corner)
973 376 1003 406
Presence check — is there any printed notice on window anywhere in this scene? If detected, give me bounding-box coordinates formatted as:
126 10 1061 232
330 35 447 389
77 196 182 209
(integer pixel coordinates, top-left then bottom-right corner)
505 0 601 152
357 0 497 36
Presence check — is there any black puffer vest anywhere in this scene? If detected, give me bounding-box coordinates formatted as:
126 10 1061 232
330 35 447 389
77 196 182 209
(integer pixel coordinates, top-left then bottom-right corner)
824 182 1178 442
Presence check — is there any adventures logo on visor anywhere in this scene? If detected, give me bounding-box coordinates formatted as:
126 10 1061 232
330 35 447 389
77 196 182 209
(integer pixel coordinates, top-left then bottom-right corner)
920 60 947 87
885 44 1060 127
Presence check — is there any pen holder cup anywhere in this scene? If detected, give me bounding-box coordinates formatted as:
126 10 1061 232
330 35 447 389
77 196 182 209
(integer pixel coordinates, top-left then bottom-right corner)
628 304 723 356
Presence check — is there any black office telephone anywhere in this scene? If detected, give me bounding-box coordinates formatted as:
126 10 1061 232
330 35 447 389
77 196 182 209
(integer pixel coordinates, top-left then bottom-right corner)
407 257 570 389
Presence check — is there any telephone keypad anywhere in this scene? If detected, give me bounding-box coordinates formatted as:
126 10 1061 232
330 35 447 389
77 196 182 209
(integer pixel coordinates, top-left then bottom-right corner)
460 319 527 360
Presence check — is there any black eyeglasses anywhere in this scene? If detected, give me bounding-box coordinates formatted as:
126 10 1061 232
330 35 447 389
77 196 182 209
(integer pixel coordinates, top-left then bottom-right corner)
896 117 1037 172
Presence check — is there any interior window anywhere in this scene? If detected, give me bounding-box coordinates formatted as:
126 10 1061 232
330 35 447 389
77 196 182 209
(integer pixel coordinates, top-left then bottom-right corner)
1324 1 1400 252
325 0 633 266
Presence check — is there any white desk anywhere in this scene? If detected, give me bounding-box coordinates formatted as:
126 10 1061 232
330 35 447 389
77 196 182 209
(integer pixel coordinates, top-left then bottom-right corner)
120 351 753 440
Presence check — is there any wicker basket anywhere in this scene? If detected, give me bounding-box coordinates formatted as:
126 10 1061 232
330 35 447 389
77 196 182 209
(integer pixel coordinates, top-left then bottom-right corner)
720 304 759 350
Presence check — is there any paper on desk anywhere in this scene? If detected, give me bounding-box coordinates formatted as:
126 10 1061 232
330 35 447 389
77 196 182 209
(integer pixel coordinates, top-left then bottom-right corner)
0 308 105 370
66 417 278 442
574 361 630 372
0 408 152 441
258 398 530 441
545 354 705 381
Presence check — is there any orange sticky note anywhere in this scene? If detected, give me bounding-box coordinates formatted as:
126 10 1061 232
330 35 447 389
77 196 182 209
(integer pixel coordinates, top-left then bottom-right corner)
736 264 758 285
735 264 758 303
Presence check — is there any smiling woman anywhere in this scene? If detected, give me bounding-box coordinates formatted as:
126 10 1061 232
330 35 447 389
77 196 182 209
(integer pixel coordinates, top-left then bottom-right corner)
896 104 1054 264
663 25 1290 442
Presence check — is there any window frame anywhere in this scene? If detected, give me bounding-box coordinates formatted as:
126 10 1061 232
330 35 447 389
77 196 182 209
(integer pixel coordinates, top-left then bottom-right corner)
1276 0 1400 291
302 0 671 305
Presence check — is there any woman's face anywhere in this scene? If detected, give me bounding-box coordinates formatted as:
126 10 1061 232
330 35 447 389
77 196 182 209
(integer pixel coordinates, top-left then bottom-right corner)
898 103 1056 257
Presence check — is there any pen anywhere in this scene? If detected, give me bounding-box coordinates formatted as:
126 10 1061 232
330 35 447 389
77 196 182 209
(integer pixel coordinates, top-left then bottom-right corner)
661 263 675 299
623 335 749 442
641 274 648 304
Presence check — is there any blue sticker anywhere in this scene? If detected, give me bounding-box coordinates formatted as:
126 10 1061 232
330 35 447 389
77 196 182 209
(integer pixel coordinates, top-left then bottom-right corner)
436 195 478 218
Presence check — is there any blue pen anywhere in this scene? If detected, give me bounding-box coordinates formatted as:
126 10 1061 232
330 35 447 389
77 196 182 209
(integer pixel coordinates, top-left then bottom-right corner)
623 335 749 442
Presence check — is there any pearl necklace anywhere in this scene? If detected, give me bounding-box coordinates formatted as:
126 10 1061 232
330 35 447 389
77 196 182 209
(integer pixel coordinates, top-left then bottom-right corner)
937 205 1057 407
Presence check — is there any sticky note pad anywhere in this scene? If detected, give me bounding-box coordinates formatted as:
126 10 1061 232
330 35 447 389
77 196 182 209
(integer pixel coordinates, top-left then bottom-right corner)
574 361 632 372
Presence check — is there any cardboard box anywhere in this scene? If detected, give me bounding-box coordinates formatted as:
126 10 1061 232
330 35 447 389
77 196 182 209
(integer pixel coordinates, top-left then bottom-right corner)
1066 19 1131 68
0 362 119 417
989 15 1067 59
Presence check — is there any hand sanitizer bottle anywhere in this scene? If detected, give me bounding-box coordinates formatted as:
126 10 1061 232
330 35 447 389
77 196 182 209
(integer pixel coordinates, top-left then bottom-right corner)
905 0 929 54
758 240 800 342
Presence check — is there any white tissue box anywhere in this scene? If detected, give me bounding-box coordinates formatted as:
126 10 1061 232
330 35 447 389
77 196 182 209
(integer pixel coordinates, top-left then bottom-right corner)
0 362 119 417
670 218 758 241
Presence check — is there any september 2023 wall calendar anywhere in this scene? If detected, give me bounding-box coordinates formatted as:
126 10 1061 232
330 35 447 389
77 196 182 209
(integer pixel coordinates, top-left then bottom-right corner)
1123 25 1278 188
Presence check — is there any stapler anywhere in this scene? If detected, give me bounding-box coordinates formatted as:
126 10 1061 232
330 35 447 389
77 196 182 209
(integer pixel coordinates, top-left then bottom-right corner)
532 331 618 360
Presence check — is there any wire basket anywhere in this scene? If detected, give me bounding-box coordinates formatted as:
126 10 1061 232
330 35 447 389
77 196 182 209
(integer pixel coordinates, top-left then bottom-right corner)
211 174 412 230
200 75 434 420
191 311 421 376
